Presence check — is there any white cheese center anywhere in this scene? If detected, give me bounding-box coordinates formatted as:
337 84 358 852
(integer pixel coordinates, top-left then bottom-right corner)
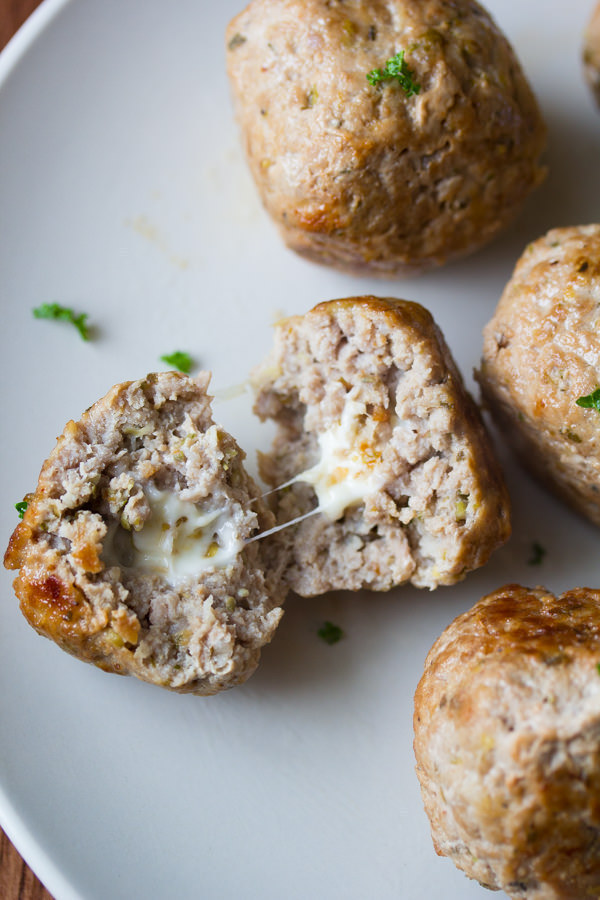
294 399 384 521
131 487 241 579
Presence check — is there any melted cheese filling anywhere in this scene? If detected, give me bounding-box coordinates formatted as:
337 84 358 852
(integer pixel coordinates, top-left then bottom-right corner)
294 399 384 521
105 486 242 580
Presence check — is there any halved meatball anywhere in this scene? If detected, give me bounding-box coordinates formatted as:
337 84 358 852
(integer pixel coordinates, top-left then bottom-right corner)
252 296 510 594
4 372 285 695
414 583 600 899
226 0 546 276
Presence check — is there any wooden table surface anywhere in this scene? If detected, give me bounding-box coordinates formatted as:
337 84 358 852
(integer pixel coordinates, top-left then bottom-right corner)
1 3 55 896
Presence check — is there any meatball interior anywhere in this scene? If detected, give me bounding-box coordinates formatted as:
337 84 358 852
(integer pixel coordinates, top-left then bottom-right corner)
4 372 284 695
252 296 510 594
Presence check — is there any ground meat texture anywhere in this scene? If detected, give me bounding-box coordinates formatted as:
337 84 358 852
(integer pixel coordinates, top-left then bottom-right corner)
226 0 546 277
414 584 600 899
4 372 285 695
252 296 510 595
584 2 600 106
477 225 600 527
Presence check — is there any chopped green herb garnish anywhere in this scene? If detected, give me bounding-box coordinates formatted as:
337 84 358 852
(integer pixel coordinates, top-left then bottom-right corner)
15 501 28 519
33 303 90 340
228 33 247 50
596 662 600 676
528 542 546 566
318 621 344 645
366 50 421 96
160 351 193 374
576 388 600 413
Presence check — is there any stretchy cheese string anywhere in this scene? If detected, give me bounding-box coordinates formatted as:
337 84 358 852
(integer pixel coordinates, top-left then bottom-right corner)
245 506 321 544
248 399 385 541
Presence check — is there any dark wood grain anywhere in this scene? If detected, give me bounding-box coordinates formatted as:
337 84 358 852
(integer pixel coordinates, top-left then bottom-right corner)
2 4 54 899
0 0 43 52
0 829 54 900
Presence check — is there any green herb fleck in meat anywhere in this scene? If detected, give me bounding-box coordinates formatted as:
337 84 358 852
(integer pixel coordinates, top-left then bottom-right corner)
228 33 246 50
15 500 28 519
160 351 193 374
576 388 600 413
366 50 421 96
33 303 90 340
318 621 344 645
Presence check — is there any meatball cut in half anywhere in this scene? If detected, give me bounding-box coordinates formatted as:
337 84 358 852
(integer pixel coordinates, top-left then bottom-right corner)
414 584 600 900
4 372 284 695
477 225 600 527
252 297 510 595
584 1 600 106
226 0 546 277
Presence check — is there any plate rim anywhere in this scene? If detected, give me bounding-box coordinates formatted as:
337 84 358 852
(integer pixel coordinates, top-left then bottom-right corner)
0 0 72 87
0 2 85 893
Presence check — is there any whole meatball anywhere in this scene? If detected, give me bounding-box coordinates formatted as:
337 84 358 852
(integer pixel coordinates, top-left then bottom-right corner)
414 584 600 899
226 0 546 276
584 1 600 106
477 225 600 527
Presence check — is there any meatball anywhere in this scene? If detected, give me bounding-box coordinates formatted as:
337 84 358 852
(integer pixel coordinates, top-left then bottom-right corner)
252 296 510 594
477 225 600 527
4 372 285 695
226 0 546 276
584 1 600 106
414 583 600 899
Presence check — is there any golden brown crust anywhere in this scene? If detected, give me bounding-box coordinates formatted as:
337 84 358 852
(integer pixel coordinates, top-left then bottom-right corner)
227 0 546 276
414 584 600 899
477 225 600 526
311 295 439 335
417 584 600 679
4 372 285 694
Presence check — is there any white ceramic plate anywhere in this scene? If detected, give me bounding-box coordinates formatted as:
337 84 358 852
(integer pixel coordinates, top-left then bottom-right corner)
1 1 599 897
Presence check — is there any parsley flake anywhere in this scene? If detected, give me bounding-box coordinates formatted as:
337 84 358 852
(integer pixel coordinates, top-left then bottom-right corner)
597 662 600 676
160 351 193 374
528 542 546 566
33 303 90 340
15 501 28 519
576 388 600 413
318 621 344 645
366 50 421 96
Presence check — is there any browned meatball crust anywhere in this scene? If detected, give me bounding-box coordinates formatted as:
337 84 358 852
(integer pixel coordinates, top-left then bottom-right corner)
477 225 600 527
252 296 510 594
584 1 600 105
4 372 285 695
226 0 546 276
414 584 600 900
